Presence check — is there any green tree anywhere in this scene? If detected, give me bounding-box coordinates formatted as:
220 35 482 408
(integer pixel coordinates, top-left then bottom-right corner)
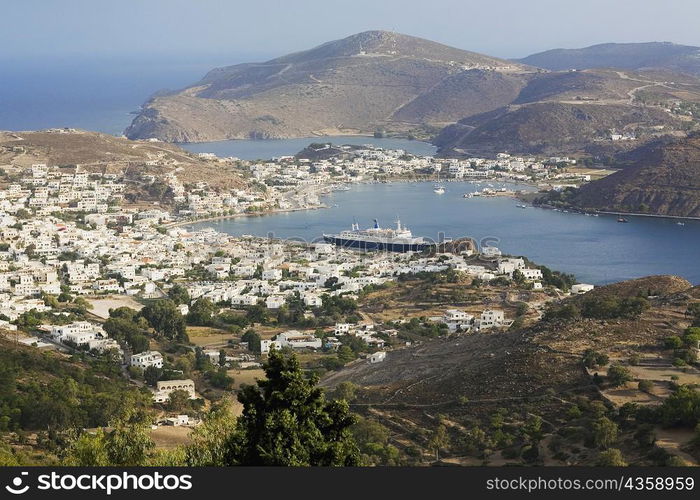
351 417 401 465
187 298 217 326
140 300 188 342
664 336 684 349
583 349 609 369
167 284 190 305
185 397 239 466
523 415 544 444
103 314 150 353
428 424 450 461
245 304 268 325
206 368 233 390
592 417 618 449
638 380 654 394
657 385 700 427
241 329 261 354
65 409 154 466
167 389 191 412
596 448 627 466
226 350 360 465
329 381 358 403
144 366 162 387
607 365 632 388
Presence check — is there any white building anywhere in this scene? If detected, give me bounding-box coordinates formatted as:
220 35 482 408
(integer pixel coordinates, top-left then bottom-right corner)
478 309 506 330
442 309 474 332
130 351 163 369
521 268 543 281
571 283 595 294
153 379 196 403
368 351 387 363
261 330 322 353
482 246 502 258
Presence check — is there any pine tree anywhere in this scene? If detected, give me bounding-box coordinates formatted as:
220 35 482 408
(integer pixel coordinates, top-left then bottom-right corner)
226 350 360 465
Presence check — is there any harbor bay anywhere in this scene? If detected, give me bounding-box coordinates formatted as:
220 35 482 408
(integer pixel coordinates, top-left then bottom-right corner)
188 181 700 285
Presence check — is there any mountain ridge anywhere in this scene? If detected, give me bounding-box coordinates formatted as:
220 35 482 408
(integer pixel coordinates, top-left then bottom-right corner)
567 132 700 217
125 31 535 142
125 34 700 152
516 41 700 75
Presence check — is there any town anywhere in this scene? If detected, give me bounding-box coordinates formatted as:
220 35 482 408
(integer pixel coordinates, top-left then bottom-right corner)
0 139 595 428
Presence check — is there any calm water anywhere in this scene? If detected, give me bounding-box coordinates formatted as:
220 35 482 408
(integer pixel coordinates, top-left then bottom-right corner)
0 55 258 135
179 136 437 159
188 181 700 285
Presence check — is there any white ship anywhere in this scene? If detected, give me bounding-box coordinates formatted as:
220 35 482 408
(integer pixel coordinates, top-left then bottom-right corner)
323 219 434 252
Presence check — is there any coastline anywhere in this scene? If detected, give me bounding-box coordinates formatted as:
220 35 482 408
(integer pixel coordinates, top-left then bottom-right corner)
595 210 700 221
176 132 434 145
165 205 329 229
166 178 535 230
533 203 700 222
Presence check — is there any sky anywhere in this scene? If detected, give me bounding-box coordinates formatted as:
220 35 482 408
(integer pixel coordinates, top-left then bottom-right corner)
3 0 700 63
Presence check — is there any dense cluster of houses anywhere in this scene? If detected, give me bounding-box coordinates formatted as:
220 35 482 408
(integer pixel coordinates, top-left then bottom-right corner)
237 146 585 189
0 144 599 415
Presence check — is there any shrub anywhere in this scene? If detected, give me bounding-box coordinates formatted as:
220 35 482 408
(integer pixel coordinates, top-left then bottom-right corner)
638 380 654 394
596 448 627 466
607 365 632 387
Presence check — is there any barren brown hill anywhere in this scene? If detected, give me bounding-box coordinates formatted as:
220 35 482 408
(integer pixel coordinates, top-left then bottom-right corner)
569 133 700 217
516 42 700 75
321 274 700 465
434 68 700 155
436 101 682 155
125 31 534 142
0 129 247 191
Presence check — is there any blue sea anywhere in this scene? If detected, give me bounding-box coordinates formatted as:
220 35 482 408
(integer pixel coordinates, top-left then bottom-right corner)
0 55 254 134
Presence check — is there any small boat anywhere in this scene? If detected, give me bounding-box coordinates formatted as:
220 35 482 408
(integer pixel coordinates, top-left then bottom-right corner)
516 204 527 209
617 217 629 223
676 221 685 226
433 172 445 194
463 193 473 198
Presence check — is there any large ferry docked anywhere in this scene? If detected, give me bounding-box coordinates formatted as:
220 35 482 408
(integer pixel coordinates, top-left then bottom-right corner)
323 219 434 252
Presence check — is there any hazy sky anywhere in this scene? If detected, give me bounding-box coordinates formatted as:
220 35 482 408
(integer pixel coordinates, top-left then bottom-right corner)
4 0 700 61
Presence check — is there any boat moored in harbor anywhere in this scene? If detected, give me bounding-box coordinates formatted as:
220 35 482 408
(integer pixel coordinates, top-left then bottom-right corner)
323 219 434 252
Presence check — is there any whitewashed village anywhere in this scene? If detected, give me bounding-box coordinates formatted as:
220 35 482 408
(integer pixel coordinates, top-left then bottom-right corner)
0 139 595 432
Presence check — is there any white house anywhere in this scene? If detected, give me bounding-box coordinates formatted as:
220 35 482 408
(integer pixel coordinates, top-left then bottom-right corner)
521 268 543 281
442 309 474 333
262 269 283 281
277 330 322 350
478 309 506 330
130 350 164 369
482 246 502 258
260 339 280 354
265 295 286 309
334 323 352 335
153 379 196 403
571 284 595 294
368 351 387 363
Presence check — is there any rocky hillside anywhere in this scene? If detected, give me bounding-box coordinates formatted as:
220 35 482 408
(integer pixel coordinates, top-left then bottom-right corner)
0 129 247 190
516 42 700 75
125 31 534 142
569 133 700 217
434 68 700 155
126 33 700 155
321 274 700 466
